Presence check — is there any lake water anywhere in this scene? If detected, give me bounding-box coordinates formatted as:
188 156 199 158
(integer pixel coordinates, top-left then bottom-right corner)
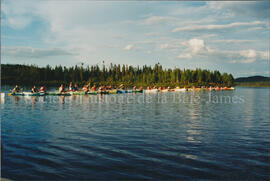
1 87 270 180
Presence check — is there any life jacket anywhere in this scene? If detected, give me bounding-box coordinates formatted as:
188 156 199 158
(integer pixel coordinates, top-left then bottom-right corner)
40 87 45 91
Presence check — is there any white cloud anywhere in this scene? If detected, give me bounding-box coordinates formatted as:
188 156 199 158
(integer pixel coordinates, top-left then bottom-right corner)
178 53 192 59
172 21 265 32
188 39 205 53
174 37 268 64
212 49 268 64
124 44 133 51
239 49 256 59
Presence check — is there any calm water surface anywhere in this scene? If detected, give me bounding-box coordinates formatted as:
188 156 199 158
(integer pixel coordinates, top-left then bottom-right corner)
1 87 270 180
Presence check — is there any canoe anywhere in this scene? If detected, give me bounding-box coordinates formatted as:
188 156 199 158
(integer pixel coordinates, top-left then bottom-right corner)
174 88 186 92
126 90 133 93
8 92 43 96
117 90 127 93
160 89 169 92
108 90 117 94
98 90 109 94
224 87 235 90
58 93 71 96
8 92 24 96
144 89 158 93
47 92 71 96
46 92 59 95
70 91 86 95
132 89 143 93
39 91 46 96
188 88 201 91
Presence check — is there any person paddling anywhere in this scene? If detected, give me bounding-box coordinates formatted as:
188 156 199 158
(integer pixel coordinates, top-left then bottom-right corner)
133 85 137 90
74 84 78 91
12 85 22 93
82 85 89 93
40 85 46 92
99 85 105 91
91 85 96 91
59 84 65 93
69 82 75 91
31 85 38 93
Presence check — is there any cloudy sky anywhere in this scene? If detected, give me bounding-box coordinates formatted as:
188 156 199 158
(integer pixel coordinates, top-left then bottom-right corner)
1 1 270 77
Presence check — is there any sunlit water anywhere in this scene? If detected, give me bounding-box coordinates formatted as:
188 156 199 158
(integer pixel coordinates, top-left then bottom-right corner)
1 87 270 180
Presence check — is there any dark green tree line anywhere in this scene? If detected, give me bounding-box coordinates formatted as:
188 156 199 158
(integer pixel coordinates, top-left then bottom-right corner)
1 63 234 87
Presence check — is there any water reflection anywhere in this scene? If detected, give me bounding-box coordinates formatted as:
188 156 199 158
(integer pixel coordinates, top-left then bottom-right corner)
59 96 65 104
1 93 5 104
13 96 20 104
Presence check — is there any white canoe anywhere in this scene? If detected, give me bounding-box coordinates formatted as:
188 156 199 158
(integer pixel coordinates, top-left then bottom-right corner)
144 89 159 93
160 89 169 92
174 88 186 92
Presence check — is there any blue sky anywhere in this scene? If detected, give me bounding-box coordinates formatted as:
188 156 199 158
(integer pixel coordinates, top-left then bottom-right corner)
1 1 270 77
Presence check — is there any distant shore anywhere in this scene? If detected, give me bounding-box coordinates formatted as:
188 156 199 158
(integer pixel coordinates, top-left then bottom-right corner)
235 82 270 87
234 76 270 87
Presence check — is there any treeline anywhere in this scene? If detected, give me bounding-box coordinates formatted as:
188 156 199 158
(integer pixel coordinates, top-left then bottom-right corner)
1 63 234 87
235 82 270 87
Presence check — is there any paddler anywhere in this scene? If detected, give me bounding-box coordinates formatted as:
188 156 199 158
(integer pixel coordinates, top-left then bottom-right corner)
99 85 105 91
31 85 38 93
133 85 137 90
40 85 46 92
106 85 112 90
91 85 97 91
69 82 75 91
59 84 65 93
119 84 125 90
74 84 78 91
12 85 22 93
82 85 89 93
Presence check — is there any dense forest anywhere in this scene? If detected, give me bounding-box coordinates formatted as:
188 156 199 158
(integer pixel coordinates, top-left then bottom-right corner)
1 63 234 87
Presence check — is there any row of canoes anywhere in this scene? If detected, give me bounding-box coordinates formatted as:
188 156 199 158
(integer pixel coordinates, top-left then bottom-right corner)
8 89 143 96
8 87 234 96
145 87 235 93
